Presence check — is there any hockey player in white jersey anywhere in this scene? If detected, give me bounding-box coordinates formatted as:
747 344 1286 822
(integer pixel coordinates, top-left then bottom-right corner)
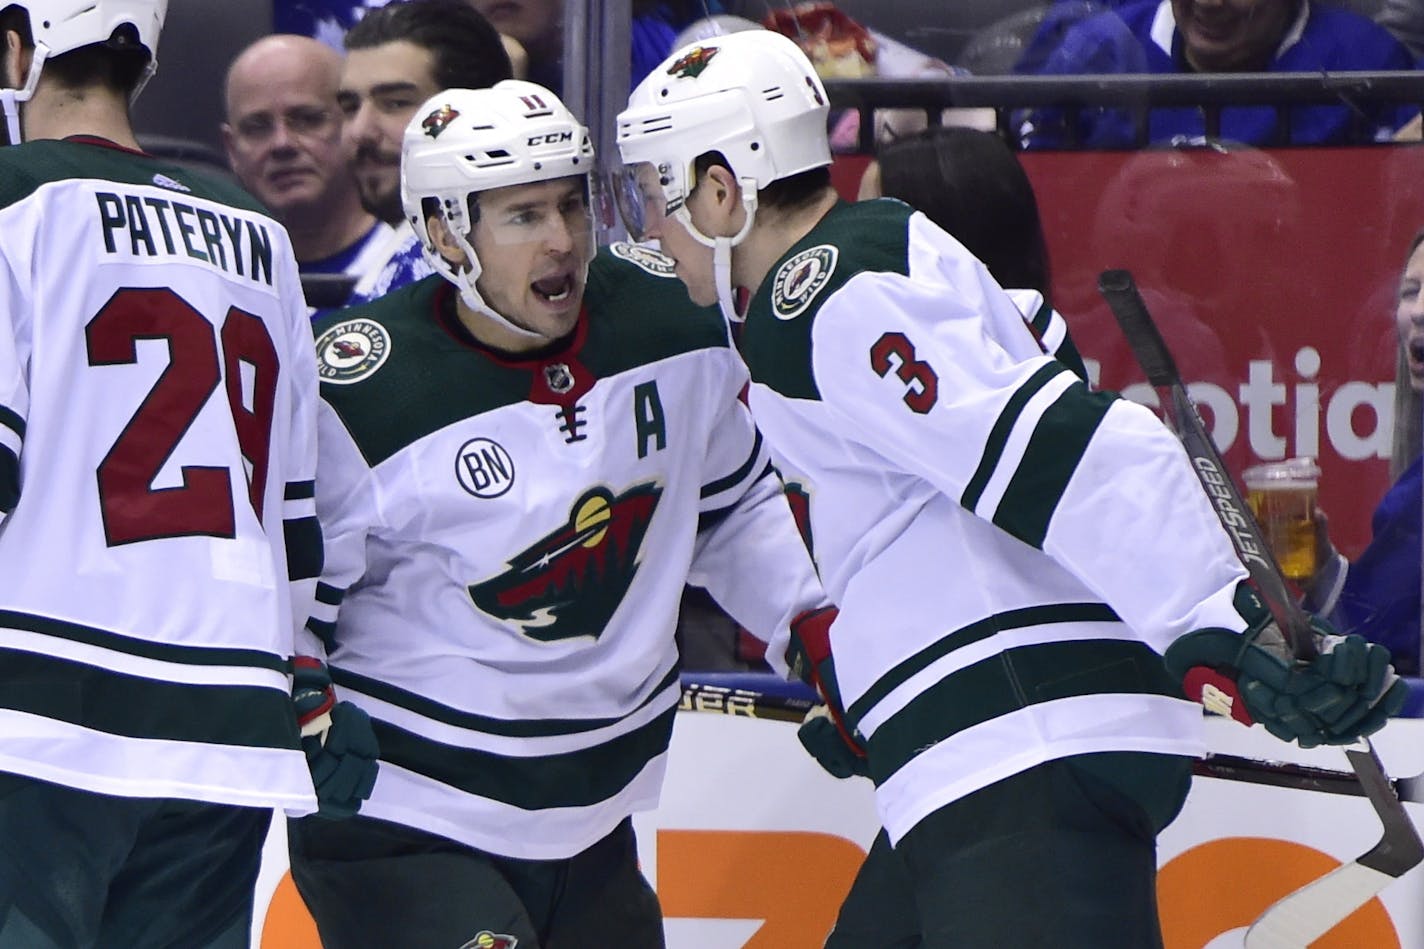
0 1 376 946
616 31 1408 947
291 80 833 948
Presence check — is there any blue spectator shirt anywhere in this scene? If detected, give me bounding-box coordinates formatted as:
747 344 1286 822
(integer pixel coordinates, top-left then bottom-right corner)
1331 456 1423 675
1019 0 1418 147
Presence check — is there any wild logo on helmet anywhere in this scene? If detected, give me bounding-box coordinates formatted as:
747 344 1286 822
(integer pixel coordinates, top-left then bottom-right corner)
467 483 663 641
667 45 719 79
421 104 460 139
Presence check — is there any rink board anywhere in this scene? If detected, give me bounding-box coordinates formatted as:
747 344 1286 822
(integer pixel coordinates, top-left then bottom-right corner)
252 715 1424 948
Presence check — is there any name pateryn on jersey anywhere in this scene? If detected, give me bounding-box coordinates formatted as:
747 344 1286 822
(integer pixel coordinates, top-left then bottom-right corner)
93 190 275 287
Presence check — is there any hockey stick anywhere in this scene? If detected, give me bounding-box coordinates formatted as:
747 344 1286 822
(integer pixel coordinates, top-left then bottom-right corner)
1098 269 1424 947
678 673 816 723
680 674 1424 799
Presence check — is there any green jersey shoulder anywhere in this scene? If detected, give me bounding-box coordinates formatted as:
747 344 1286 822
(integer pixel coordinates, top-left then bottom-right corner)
0 139 266 213
741 199 913 400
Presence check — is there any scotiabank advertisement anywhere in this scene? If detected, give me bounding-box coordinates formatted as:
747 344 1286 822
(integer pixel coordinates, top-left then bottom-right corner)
1022 145 1424 561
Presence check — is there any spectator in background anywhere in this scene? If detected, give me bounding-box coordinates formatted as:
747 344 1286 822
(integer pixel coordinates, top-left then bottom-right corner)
224 34 393 310
858 126 1089 383
1019 0 1418 147
1380 0 1424 59
338 0 512 304
468 0 712 96
1307 228 1424 675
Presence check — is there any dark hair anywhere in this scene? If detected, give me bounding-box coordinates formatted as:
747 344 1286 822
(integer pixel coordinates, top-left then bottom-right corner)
345 0 512 91
692 150 832 213
0 5 150 94
876 126 1051 296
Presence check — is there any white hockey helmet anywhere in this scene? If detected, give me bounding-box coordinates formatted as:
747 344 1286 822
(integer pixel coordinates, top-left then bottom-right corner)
613 30 831 242
400 80 596 335
2 0 166 143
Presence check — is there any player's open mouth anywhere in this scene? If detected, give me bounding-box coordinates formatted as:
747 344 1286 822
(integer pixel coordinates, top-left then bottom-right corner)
532 275 574 303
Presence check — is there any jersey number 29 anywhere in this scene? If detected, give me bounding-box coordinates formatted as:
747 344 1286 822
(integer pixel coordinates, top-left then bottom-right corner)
86 287 278 546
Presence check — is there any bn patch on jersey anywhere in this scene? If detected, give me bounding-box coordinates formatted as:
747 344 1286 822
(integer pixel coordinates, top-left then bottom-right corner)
316 318 391 385
609 241 678 278
772 245 838 320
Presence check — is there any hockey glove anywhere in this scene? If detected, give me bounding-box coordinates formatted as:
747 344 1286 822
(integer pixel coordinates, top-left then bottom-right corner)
1163 584 1407 748
786 607 869 779
292 657 380 819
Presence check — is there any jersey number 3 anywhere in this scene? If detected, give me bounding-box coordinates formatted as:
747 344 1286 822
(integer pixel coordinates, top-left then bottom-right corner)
86 287 278 546
870 332 938 414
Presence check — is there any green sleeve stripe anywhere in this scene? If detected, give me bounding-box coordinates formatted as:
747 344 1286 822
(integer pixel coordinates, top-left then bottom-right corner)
0 405 24 439
284 480 315 500
700 430 764 500
991 385 1117 549
961 362 1065 513
373 705 676 811
866 639 1180 785
0 610 288 672
0 648 299 749
1028 300 1054 335
306 618 337 653
332 665 681 739
845 602 1120 725
284 516 322 581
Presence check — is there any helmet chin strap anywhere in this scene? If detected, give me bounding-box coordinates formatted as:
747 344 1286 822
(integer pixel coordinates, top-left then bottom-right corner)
1 43 48 147
677 188 757 326
444 228 550 344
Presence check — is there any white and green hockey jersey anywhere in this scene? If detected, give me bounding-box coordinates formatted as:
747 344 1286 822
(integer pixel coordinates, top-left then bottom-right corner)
311 244 826 860
0 139 322 813
738 199 1250 844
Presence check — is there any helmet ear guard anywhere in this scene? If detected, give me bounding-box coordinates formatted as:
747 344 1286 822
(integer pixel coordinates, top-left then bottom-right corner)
2 0 167 144
400 81 597 339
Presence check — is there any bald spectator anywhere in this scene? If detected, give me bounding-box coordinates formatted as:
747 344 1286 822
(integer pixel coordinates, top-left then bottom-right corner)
223 35 392 309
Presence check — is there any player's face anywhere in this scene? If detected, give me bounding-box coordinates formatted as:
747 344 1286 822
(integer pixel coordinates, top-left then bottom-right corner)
338 41 440 225
630 164 718 307
223 52 345 218
470 177 595 345
1396 240 1424 392
1171 0 1293 72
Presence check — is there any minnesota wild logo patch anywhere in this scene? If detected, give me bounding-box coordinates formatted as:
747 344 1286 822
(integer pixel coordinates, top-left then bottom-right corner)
315 318 391 384
771 245 838 320
468 483 662 641
609 241 677 278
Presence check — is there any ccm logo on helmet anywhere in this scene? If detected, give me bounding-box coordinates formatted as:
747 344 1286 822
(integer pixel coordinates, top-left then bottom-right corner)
528 131 574 146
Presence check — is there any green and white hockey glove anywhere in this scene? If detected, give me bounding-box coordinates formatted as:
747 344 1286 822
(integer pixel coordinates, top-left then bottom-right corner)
292 657 380 819
1164 583 1407 748
786 607 869 779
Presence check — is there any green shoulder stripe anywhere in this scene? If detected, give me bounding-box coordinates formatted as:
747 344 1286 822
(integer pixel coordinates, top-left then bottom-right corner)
314 278 535 468
578 246 728 376
0 139 266 214
740 199 913 401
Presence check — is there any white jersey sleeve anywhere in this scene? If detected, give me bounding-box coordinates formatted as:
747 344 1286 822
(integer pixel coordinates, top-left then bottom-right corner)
685 350 829 677
809 216 1246 654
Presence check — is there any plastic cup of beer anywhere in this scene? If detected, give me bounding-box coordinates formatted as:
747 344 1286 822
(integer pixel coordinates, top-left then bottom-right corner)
1242 457 1320 582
